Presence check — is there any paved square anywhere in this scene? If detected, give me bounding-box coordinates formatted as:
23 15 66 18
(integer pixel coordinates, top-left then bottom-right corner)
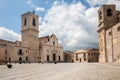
0 63 120 80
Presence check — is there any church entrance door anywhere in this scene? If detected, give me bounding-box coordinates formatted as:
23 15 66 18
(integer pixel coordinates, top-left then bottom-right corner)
19 57 22 64
53 53 56 61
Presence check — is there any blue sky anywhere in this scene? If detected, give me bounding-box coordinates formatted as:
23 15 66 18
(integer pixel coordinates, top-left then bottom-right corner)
0 0 90 34
0 0 120 51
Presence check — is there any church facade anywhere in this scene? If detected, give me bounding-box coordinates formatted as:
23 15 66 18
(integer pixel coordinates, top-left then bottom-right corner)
0 12 64 64
98 5 120 62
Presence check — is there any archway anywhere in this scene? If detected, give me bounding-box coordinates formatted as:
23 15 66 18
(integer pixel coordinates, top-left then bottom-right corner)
53 53 56 61
19 57 22 64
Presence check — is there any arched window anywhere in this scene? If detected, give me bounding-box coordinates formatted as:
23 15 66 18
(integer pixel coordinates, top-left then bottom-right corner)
99 11 102 20
33 18 36 26
18 49 22 55
26 56 28 61
107 9 112 16
53 41 55 45
24 18 27 26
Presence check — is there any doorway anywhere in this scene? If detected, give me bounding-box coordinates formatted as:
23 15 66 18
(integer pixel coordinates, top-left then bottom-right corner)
59 56 61 61
53 54 56 61
26 56 28 61
9 57 11 63
19 57 22 64
47 55 49 62
80 58 81 62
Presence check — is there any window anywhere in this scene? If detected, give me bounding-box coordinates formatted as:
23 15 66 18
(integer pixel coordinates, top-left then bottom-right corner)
109 31 112 36
107 9 112 16
83 53 86 58
88 53 90 56
24 18 27 26
99 11 102 20
53 41 55 45
84 58 86 61
19 57 22 63
18 49 22 55
33 18 36 26
47 55 49 62
59 56 61 61
76 53 78 61
117 14 120 22
5 57 7 60
117 26 120 31
9 57 11 63
53 54 56 61
26 56 28 61
88 59 90 62
80 58 81 62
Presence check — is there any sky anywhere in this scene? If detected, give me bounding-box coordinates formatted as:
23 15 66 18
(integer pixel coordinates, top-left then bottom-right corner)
0 0 120 51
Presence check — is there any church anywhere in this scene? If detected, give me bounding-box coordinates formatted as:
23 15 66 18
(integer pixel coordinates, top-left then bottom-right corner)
98 5 120 63
0 12 64 64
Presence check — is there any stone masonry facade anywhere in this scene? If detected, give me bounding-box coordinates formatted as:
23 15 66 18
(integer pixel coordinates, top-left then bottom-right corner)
73 48 99 63
98 5 120 62
0 12 64 64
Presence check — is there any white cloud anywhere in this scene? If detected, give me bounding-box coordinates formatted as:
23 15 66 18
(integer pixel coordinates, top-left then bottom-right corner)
86 0 120 10
27 0 32 4
39 1 98 51
35 7 45 12
0 27 21 42
106 0 120 10
27 0 45 12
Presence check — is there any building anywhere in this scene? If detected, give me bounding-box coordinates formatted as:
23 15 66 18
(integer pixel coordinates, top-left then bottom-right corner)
74 48 99 63
64 51 74 62
0 47 7 64
98 5 120 62
39 34 64 62
0 12 64 64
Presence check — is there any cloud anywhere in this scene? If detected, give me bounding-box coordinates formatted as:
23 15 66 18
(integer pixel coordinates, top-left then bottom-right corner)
27 0 32 4
27 0 45 12
35 7 45 12
86 0 120 10
39 1 99 51
0 27 21 42
106 0 120 10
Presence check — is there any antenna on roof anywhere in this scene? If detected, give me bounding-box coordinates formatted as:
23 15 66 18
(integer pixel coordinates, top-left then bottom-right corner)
32 8 35 14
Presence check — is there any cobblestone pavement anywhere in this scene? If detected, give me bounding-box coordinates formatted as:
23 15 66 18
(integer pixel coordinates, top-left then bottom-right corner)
0 63 120 80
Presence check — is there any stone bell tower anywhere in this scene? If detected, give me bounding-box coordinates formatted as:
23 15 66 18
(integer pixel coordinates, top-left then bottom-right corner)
97 5 116 62
21 12 39 62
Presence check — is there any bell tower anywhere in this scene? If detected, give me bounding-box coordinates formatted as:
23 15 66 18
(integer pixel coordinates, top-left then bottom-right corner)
21 12 39 62
98 5 116 32
21 12 39 49
97 5 116 62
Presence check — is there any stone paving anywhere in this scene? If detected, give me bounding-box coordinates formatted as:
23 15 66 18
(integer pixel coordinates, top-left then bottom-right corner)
0 63 120 80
